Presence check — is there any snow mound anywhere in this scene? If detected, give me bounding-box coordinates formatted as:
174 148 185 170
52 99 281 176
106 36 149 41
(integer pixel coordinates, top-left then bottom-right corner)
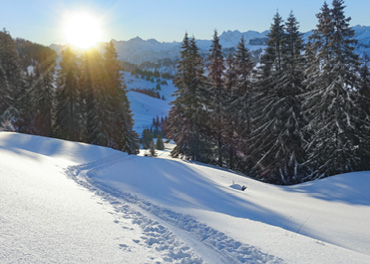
230 183 247 191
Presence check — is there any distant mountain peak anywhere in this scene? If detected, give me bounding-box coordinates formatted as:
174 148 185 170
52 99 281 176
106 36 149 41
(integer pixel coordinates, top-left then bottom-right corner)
130 36 143 42
49 25 370 65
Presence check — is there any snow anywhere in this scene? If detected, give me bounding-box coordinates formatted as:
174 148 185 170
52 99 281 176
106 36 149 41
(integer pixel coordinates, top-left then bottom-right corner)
1 131 370 263
125 72 176 134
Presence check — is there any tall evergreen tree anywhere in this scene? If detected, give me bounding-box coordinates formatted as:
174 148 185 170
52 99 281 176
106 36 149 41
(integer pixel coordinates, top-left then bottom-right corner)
156 134 165 150
54 47 83 141
31 49 57 136
0 29 22 126
80 49 112 146
231 37 255 171
248 12 285 183
103 40 139 154
207 30 226 166
0 58 11 118
248 12 307 184
223 51 238 169
355 55 370 170
78 44 139 153
303 0 361 179
168 34 211 162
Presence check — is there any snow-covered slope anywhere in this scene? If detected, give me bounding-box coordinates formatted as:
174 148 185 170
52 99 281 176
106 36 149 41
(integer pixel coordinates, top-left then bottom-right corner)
1 131 370 263
124 72 176 134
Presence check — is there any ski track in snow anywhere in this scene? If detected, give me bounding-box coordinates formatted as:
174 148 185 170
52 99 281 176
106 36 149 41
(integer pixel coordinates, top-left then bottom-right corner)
66 154 283 264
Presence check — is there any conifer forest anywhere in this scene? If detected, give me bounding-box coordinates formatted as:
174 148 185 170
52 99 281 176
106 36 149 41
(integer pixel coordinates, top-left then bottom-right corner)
1 0 370 184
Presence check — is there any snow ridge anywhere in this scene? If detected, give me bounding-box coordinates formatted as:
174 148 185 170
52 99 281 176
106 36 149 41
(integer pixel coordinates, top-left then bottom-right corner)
66 155 283 264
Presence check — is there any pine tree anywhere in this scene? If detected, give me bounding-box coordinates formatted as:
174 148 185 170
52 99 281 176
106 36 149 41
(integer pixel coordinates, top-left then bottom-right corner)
248 12 286 182
248 12 307 184
355 55 370 170
156 134 165 150
141 128 153 149
30 49 57 136
274 12 307 183
230 37 255 171
103 41 139 153
303 0 361 179
168 34 212 162
223 51 238 169
0 60 11 117
80 49 112 146
0 30 22 126
54 47 83 141
207 30 226 166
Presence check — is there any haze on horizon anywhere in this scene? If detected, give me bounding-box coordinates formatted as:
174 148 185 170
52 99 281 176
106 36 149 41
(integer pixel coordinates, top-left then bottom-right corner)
1 0 369 46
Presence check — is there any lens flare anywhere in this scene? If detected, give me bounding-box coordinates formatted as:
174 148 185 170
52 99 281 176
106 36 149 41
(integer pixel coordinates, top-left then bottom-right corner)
64 12 102 49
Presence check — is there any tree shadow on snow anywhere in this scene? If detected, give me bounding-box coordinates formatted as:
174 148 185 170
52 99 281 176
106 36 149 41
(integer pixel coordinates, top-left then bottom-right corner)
94 156 300 233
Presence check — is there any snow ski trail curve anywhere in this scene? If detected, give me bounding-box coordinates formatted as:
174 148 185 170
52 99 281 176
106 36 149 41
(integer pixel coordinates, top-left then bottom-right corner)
66 155 283 263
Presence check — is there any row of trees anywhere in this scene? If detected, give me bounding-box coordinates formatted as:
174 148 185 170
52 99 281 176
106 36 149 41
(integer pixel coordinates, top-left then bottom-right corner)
0 31 139 154
168 0 370 184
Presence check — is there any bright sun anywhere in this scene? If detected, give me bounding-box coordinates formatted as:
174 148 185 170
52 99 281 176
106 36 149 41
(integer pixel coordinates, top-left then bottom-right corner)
64 12 102 49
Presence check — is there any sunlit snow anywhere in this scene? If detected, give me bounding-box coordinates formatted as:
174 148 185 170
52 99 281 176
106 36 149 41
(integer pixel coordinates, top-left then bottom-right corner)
1 132 370 263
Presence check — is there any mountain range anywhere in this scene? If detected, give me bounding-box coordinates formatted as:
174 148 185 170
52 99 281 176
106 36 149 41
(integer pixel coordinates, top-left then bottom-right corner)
50 25 370 69
111 25 370 65
110 29 269 65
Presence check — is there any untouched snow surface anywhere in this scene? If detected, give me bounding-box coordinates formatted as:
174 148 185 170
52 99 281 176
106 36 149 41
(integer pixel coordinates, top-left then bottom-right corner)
1 132 370 263
125 72 176 135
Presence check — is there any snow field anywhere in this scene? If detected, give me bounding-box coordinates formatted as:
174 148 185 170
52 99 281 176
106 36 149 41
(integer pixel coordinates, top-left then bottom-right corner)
124 72 176 134
0 148 153 263
1 132 370 263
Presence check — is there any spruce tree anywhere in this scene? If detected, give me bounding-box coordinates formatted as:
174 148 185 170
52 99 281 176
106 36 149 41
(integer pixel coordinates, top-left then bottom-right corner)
248 12 286 183
355 55 370 170
15 39 57 135
223 52 238 169
103 41 139 153
274 12 307 183
30 49 57 136
231 37 255 171
141 128 153 149
168 34 211 162
80 49 112 146
54 47 83 141
0 60 11 118
248 12 307 184
207 30 226 166
0 29 22 126
156 134 165 150
303 0 361 179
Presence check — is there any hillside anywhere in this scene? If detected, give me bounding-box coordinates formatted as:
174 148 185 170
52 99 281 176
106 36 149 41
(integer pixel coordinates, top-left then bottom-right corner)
1 132 370 263
124 72 176 134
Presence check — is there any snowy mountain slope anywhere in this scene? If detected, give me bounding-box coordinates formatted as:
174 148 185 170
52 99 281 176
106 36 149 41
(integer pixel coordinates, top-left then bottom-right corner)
113 38 181 65
124 72 176 134
1 131 370 263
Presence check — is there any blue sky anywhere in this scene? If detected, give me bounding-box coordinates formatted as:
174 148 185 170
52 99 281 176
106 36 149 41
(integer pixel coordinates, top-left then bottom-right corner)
1 0 369 45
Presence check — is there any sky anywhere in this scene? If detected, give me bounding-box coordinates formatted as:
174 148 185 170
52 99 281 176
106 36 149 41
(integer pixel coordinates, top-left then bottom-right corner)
1 0 369 46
